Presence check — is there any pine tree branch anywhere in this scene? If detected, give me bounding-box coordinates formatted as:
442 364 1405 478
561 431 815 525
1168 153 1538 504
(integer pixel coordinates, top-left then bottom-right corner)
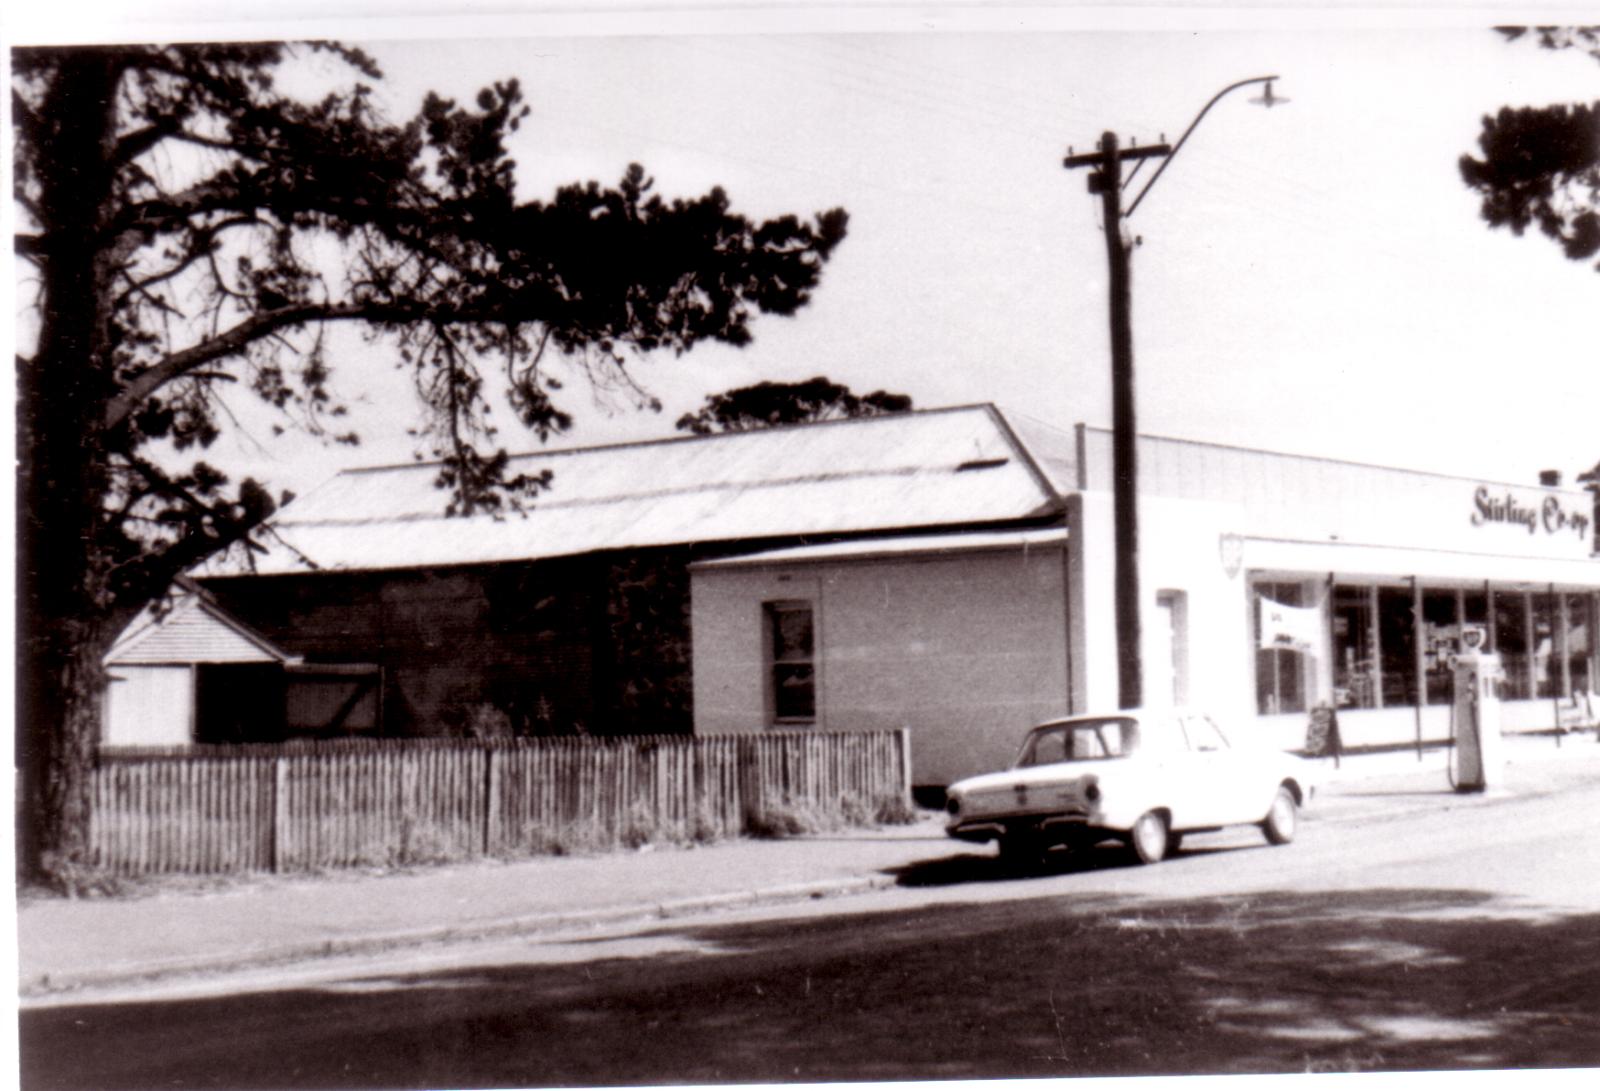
102 299 513 431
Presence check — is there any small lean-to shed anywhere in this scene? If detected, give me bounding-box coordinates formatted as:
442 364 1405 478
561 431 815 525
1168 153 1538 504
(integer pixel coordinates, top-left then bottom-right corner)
102 587 302 747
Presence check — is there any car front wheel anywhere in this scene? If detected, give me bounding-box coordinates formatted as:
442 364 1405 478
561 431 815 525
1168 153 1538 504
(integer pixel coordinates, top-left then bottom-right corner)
1262 786 1298 845
1129 811 1170 865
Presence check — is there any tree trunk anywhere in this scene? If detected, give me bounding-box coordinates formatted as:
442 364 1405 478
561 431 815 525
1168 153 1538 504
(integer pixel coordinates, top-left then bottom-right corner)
15 52 124 885
16 618 110 883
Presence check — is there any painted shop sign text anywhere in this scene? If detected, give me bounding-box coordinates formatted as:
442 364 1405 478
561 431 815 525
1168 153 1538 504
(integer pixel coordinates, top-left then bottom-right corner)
1471 486 1591 540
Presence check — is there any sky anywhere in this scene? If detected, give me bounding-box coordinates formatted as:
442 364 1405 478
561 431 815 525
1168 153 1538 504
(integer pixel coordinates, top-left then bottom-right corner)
8 3 1600 503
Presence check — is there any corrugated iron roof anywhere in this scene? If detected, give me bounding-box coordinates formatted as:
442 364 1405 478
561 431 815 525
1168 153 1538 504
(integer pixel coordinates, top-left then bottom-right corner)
691 527 1071 569
1000 409 1082 494
208 404 1064 576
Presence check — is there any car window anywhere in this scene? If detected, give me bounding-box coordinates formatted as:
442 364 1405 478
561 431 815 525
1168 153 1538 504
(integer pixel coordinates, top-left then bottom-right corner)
1183 715 1230 752
1015 718 1138 767
1137 715 1186 753
1071 725 1109 759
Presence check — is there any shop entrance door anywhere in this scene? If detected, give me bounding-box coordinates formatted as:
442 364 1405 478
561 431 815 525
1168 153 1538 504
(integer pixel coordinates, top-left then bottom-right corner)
1154 591 1189 706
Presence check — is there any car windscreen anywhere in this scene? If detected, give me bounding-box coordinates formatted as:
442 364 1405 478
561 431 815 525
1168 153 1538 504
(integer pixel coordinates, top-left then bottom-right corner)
1014 717 1139 767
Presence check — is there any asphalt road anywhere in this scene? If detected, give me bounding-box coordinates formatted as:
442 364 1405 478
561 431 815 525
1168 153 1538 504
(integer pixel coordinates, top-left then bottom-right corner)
20 782 1600 1088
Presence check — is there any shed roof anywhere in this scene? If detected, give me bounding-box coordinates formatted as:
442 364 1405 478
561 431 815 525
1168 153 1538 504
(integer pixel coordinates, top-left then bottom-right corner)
106 586 300 665
209 404 1064 576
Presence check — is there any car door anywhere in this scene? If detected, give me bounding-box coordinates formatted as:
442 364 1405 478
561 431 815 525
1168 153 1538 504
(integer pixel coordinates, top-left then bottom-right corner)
1138 712 1204 828
1180 714 1260 826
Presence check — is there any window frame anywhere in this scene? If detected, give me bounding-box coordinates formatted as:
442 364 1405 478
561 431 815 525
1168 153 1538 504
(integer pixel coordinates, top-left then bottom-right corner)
763 599 817 726
1253 579 1310 715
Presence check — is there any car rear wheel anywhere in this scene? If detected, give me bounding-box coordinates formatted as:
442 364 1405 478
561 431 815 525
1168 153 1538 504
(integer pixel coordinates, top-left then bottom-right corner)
997 834 1044 871
1129 811 1170 865
1262 785 1298 845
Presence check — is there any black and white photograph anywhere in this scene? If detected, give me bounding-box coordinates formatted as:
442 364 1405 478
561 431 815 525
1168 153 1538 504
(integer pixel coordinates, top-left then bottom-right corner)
9 2 1600 1088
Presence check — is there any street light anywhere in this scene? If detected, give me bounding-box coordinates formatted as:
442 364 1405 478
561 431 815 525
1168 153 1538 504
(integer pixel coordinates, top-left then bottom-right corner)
1063 75 1284 711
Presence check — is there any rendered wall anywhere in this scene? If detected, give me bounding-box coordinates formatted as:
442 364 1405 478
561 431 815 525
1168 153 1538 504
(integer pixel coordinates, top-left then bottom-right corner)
1066 491 1254 730
103 665 193 747
692 546 1072 785
1077 426 1596 564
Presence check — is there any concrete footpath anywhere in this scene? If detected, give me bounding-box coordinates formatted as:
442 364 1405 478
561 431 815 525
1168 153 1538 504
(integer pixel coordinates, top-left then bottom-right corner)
16 732 1600 998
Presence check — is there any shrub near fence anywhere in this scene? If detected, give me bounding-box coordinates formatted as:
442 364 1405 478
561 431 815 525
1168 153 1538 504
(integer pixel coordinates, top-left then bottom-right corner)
89 730 912 876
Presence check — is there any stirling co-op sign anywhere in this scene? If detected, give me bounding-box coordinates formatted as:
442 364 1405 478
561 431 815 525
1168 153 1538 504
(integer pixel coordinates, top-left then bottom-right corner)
1470 486 1591 541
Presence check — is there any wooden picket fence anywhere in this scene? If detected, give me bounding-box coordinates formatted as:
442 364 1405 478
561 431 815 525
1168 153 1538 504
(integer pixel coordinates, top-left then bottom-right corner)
89 730 912 876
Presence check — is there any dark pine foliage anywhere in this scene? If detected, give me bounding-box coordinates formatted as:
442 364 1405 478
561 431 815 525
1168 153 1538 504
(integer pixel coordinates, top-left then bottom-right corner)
675 376 912 435
12 41 847 884
1460 27 1600 269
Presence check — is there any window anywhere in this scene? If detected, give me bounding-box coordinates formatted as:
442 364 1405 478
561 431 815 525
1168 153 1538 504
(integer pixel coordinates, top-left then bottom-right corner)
1182 714 1230 752
1494 591 1531 700
1532 592 1560 699
1016 718 1136 767
1254 581 1309 715
765 601 815 723
1565 593 1597 695
1328 582 1578 710
1462 590 1489 640
1332 584 1376 710
1420 589 1458 705
1377 587 1419 707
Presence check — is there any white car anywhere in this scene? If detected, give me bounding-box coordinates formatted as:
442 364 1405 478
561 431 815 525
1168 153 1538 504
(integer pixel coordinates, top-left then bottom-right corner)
944 709 1316 866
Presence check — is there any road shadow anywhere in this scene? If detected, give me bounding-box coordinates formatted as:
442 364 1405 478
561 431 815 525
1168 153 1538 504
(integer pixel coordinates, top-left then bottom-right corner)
890 841 1237 886
21 887 1600 1088
1334 790 1460 799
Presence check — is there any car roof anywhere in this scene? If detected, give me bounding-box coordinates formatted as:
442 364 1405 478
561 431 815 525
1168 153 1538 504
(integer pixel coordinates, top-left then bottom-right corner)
1030 708 1202 729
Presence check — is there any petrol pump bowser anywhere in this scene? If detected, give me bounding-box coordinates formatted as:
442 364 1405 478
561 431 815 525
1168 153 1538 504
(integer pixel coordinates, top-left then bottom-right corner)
1451 630 1504 793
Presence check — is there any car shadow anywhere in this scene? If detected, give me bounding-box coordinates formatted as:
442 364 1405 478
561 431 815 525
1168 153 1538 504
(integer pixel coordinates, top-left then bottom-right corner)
890 841 1237 887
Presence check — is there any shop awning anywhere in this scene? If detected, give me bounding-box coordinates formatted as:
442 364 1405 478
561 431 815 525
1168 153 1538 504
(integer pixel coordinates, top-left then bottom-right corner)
1242 536 1600 590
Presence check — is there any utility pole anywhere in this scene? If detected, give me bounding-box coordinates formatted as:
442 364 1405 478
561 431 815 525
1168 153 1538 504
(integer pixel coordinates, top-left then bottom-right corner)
1063 77 1281 713
1064 133 1171 711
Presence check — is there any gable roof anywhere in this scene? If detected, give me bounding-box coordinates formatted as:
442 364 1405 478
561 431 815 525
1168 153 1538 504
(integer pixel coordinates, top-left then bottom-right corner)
207 404 1065 576
106 584 300 665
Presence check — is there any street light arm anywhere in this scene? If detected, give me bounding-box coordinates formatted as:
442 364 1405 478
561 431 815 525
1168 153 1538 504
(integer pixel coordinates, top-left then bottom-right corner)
1124 74 1279 218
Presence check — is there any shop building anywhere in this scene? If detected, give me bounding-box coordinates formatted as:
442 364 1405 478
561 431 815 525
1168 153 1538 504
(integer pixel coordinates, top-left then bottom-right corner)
110 405 1596 789
690 411 1600 784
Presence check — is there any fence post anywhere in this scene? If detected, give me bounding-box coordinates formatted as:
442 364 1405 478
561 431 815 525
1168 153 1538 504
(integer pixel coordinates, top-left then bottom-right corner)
737 736 760 833
270 756 288 874
897 727 913 803
482 746 497 857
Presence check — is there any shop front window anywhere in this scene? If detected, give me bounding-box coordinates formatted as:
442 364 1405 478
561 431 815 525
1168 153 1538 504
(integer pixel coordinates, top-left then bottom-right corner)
1462 590 1489 637
1332 584 1376 710
1326 582 1576 711
1421 589 1458 705
1254 581 1309 715
1532 592 1559 699
1493 591 1531 700
1377 587 1419 707
1566 593 1597 696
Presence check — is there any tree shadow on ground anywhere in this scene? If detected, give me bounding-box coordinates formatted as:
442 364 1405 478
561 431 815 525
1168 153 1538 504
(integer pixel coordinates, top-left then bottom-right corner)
21 888 1600 1089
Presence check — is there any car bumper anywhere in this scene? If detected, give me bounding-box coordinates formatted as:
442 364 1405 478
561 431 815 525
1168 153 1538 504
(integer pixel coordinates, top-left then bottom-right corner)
947 811 1104 845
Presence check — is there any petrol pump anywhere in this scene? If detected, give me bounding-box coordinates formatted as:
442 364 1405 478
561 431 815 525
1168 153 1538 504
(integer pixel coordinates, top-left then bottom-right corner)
1450 626 1504 793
